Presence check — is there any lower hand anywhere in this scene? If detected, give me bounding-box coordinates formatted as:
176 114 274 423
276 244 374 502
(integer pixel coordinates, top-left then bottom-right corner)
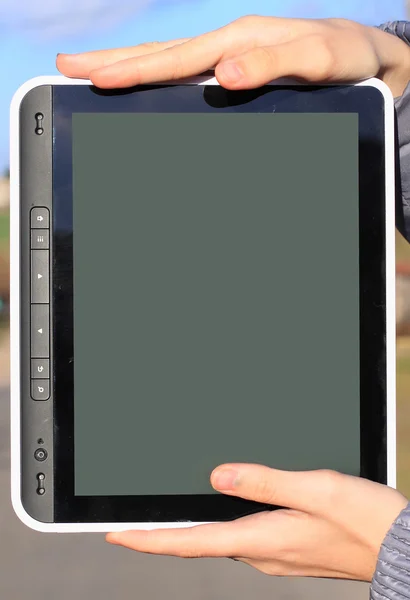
106 464 407 582
57 16 410 96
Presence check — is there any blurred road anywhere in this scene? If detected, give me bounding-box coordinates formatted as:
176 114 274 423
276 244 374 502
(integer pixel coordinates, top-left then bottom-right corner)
0 387 370 600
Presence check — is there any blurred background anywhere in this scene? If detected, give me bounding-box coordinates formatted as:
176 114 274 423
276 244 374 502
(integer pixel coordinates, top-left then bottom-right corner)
1 1 410 599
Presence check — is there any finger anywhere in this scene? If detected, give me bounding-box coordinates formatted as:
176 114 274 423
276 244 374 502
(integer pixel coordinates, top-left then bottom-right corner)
106 520 250 558
215 33 379 89
88 27 236 88
56 39 191 78
210 463 346 514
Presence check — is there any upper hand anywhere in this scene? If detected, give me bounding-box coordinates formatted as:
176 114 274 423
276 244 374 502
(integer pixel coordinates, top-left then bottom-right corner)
106 463 407 582
56 16 410 96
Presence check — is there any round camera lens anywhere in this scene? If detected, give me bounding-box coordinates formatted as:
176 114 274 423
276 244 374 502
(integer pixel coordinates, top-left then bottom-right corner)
34 448 48 462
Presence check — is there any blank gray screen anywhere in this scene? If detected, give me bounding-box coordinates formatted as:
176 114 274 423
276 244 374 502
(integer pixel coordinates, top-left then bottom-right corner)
72 112 360 496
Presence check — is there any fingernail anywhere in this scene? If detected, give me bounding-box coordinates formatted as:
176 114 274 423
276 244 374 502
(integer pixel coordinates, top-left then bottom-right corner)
212 468 239 490
219 61 243 82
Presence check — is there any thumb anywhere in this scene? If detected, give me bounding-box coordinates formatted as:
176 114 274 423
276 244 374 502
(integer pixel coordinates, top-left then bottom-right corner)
210 463 345 514
215 32 377 90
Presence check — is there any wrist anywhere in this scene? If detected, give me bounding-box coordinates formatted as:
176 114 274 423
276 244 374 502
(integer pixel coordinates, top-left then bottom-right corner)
369 25 410 97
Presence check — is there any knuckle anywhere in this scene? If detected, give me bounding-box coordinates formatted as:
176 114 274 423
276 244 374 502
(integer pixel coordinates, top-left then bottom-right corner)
256 477 277 504
180 549 202 559
252 46 274 70
313 35 336 80
257 563 283 576
317 469 343 503
307 33 336 79
140 41 162 50
273 512 307 556
166 50 185 80
234 14 263 28
178 538 203 559
178 529 208 559
325 17 357 29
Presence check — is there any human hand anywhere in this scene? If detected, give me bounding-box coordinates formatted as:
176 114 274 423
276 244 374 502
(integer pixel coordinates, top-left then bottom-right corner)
106 464 407 582
56 16 410 96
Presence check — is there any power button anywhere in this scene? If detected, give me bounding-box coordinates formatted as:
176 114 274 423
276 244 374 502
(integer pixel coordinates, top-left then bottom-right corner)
34 448 48 462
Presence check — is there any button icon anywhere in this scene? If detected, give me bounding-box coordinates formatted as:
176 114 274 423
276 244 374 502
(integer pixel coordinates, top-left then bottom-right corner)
31 379 50 400
31 208 49 229
31 359 49 379
31 229 49 249
31 305 49 358
31 249 49 303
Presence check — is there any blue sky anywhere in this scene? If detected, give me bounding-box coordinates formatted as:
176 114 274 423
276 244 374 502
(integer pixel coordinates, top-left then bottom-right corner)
0 0 406 170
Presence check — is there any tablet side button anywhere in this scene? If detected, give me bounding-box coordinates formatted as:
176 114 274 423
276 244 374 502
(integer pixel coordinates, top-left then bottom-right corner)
31 304 49 358
31 229 49 250
31 250 49 303
31 359 50 379
31 207 50 229
31 380 50 401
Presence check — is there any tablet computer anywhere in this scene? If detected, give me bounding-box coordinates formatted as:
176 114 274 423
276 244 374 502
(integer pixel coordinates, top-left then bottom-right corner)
10 75 396 532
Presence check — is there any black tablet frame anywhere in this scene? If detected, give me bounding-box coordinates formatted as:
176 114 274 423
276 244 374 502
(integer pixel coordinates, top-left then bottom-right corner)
50 83 387 523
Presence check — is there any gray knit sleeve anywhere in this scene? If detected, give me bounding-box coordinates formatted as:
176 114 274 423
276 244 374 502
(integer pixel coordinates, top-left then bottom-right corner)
377 21 410 242
370 502 410 599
